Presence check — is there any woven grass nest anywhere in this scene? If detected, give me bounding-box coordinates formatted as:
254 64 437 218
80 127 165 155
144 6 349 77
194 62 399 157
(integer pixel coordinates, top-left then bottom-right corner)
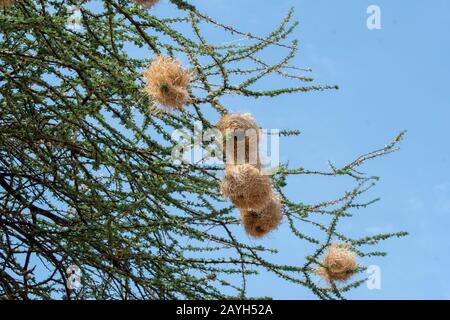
143 56 191 110
220 164 272 210
317 243 358 282
240 195 283 238
217 113 260 166
0 0 16 8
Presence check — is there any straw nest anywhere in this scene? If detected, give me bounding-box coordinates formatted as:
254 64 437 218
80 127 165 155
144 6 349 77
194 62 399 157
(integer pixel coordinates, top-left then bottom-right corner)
217 113 260 166
143 56 191 110
220 164 272 210
217 113 260 133
0 0 15 8
240 195 283 238
133 0 159 7
317 243 357 282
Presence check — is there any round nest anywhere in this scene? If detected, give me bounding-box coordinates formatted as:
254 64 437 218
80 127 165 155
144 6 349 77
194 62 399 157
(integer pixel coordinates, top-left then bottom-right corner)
217 113 260 166
216 113 260 133
317 243 357 282
133 0 159 7
0 0 16 8
220 164 272 210
240 195 283 238
143 56 191 110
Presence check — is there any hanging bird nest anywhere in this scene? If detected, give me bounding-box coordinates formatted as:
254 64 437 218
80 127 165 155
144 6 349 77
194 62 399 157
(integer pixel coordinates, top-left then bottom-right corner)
133 0 159 7
217 113 260 133
143 56 191 110
220 164 272 210
316 243 358 282
240 194 283 238
0 0 16 8
217 113 260 166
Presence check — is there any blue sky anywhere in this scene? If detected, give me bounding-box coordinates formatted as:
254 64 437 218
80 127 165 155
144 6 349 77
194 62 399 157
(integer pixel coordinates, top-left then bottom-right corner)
148 0 450 299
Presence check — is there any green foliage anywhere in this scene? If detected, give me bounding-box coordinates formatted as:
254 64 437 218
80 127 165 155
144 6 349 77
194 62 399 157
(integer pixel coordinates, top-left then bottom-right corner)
0 0 405 299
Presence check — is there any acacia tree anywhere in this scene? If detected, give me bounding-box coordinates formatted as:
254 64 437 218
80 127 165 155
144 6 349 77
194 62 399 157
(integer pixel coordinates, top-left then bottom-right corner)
0 0 406 299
